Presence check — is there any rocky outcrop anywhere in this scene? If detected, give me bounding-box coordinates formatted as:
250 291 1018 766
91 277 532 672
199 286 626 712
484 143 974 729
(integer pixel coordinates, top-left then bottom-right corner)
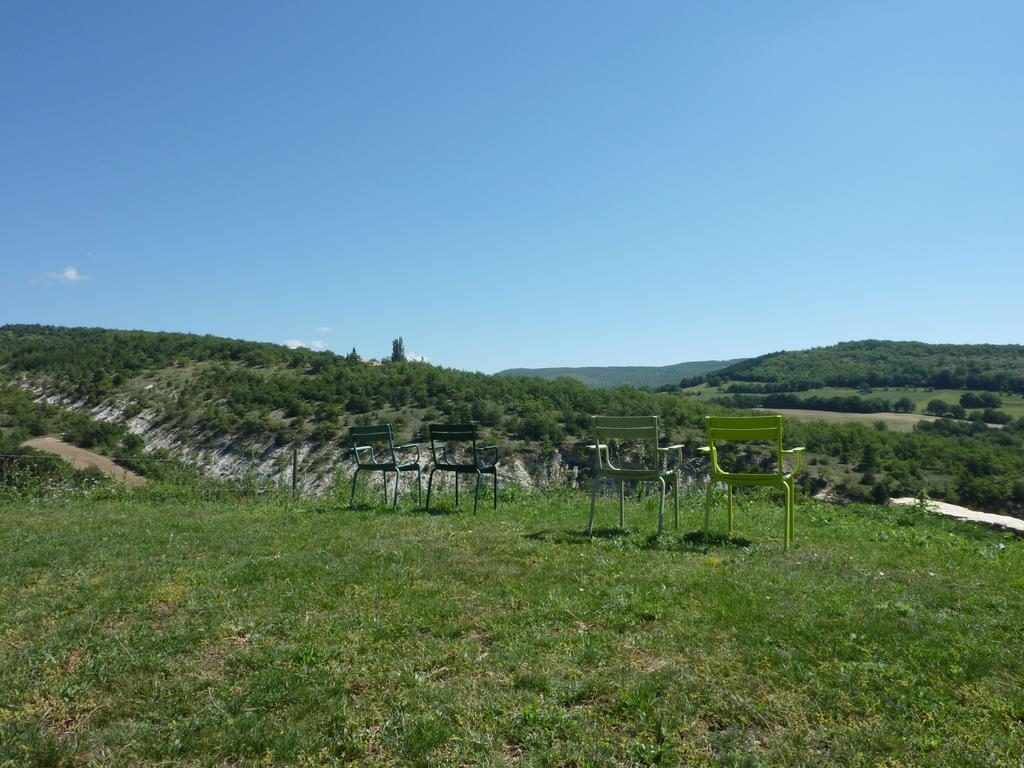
19 380 587 496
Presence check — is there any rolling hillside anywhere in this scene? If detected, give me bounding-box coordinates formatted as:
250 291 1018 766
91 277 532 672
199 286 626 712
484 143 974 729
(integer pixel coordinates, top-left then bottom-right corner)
2 325 1024 515
497 359 742 389
684 339 1024 393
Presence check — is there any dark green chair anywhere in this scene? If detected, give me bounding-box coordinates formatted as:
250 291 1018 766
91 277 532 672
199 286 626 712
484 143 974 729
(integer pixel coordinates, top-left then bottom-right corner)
425 423 499 514
348 424 422 509
700 415 804 549
588 415 684 536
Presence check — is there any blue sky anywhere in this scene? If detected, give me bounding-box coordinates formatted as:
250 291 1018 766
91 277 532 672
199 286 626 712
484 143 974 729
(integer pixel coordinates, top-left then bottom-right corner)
2 1 1021 373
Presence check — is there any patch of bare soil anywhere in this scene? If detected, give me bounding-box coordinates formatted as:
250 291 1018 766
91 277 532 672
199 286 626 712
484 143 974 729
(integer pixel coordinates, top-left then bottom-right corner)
20 437 147 486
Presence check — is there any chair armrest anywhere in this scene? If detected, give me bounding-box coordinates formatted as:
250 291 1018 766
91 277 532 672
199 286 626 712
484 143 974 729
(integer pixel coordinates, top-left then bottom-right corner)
353 445 375 464
477 444 499 467
782 447 805 473
586 443 611 469
657 444 685 469
394 443 421 461
697 446 711 453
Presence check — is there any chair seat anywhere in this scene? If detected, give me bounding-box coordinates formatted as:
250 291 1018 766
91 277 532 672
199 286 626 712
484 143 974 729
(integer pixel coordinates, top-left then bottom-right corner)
435 462 497 473
359 460 421 472
600 467 675 480
711 471 793 486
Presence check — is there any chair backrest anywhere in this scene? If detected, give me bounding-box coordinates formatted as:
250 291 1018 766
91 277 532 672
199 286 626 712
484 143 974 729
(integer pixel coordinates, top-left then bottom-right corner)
428 423 478 465
350 424 396 466
592 415 660 471
704 415 784 473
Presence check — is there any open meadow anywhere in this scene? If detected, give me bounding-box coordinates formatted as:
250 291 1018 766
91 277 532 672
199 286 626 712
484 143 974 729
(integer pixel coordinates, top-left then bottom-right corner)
2 485 1022 767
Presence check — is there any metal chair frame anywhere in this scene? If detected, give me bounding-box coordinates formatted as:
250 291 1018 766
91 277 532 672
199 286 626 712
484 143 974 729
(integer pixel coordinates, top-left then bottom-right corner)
588 415 684 536
425 423 499 514
348 424 422 509
699 415 804 549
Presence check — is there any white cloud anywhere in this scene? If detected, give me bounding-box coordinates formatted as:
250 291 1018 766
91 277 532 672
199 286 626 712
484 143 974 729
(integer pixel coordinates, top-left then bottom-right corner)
319 326 332 333
46 265 91 283
284 339 329 351
408 351 429 363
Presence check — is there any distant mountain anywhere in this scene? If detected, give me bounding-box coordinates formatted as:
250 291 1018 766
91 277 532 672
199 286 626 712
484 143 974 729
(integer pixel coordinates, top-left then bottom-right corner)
683 340 1024 393
497 360 743 389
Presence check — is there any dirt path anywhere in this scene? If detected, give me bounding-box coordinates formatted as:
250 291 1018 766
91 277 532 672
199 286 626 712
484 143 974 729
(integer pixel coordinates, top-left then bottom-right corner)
890 497 1024 534
21 437 147 486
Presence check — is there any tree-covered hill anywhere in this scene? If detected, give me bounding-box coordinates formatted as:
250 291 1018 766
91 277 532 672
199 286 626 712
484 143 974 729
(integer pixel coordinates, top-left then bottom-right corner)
0 324 710 449
683 339 1024 393
497 359 742 389
3 325 1024 516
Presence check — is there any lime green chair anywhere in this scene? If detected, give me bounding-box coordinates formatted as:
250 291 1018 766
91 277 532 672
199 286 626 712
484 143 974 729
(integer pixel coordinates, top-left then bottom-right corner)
699 415 804 549
588 416 684 535
425 423 499 514
348 424 422 509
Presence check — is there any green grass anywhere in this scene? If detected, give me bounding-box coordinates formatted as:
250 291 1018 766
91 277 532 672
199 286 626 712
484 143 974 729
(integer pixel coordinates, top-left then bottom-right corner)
764 407 938 432
2 486 1023 766
800 388 1024 419
691 385 1024 421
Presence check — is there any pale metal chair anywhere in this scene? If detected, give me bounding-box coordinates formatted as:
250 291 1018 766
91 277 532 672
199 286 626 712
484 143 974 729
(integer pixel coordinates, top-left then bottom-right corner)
588 415 684 535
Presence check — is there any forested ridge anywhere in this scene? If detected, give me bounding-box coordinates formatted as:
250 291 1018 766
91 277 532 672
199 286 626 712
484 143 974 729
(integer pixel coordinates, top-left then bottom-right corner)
0 325 710 447
2 325 1024 515
683 339 1024 393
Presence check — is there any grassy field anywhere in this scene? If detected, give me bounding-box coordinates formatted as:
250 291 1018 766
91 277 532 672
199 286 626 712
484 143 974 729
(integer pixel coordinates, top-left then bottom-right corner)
682 385 1024 421
784 388 1024 419
2 486 1022 766
763 408 941 432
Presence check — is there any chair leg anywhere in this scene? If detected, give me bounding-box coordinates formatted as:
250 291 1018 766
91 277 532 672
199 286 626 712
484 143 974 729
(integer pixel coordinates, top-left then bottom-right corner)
492 471 498 509
381 472 388 505
618 481 625 530
704 482 713 545
416 467 423 506
787 480 795 548
673 476 679 531
786 487 794 548
349 468 360 508
589 474 598 535
426 469 436 512
455 474 459 507
473 471 482 515
393 469 401 510
783 484 791 550
727 485 733 537
657 478 666 536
